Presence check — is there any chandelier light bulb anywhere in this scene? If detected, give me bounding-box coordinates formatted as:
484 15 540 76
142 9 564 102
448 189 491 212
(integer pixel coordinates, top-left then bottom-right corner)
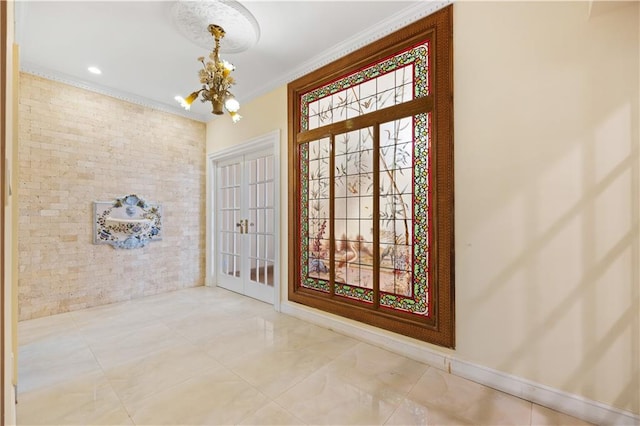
230 112 242 123
174 96 189 110
225 97 240 113
175 91 200 110
184 91 199 106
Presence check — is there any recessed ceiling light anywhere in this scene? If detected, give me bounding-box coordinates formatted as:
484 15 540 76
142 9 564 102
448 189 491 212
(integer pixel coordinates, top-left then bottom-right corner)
87 66 102 75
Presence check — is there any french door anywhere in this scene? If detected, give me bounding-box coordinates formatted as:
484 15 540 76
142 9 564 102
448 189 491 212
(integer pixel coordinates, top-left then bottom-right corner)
216 150 276 304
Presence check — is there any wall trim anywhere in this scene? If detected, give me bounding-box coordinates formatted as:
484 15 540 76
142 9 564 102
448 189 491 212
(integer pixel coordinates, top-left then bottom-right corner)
241 0 454 103
281 300 640 426
207 130 280 162
19 62 210 123
204 275 215 287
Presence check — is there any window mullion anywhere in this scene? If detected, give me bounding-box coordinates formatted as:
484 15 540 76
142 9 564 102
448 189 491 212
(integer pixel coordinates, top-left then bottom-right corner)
328 134 336 297
372 125 380 309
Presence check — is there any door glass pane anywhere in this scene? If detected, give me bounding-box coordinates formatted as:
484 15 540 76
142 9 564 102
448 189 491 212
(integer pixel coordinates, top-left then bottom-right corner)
219 163 241 278
250 258 258 282
248 154 276 287
265 261 274 286
265 235 274 261
265 209 274 234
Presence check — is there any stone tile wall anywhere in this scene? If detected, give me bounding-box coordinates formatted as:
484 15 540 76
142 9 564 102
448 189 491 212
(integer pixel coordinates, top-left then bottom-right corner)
18 73 206 320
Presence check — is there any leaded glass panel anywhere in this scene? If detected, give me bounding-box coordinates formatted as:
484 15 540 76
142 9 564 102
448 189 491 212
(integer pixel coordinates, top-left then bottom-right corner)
303 138 331 292
302 42 428 131
334 128 375 302
297 39 432 316
298 112 430 314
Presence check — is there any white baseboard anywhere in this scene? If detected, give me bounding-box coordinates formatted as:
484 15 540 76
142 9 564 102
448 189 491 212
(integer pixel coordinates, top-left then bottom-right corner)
281 301 640 426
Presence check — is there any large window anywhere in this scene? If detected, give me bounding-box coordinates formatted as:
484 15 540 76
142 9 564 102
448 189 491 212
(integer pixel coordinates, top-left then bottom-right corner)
288 6 454 347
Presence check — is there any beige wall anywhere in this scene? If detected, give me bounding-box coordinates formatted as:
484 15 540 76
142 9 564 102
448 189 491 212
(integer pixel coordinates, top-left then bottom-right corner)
205 86 287 153
206 1 639 415
18 74 206 320
454 1 638 413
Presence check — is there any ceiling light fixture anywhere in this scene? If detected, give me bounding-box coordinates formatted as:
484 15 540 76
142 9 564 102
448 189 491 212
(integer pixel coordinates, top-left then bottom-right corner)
87 66 102 75
179 24 241 122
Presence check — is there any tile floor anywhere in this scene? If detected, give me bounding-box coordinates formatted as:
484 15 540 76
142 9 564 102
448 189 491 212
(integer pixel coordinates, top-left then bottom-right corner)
18 286 593 425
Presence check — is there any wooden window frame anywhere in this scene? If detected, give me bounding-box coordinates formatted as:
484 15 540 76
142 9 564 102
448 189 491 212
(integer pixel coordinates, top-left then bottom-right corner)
287 6 454 348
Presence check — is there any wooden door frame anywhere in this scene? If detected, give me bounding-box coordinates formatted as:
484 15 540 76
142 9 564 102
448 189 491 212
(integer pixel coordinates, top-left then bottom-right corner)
207 130 281 311
0 0 17 421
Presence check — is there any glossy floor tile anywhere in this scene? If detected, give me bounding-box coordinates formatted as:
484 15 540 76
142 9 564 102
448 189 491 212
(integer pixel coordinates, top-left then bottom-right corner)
17 286 594 425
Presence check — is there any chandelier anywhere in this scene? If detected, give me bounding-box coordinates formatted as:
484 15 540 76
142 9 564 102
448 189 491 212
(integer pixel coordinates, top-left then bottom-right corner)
177 24 241 122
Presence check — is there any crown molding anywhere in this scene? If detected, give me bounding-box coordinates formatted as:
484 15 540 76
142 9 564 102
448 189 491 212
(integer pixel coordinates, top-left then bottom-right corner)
238 0 453 103
19 0 452 121
16 2 211 121
19 62 211 123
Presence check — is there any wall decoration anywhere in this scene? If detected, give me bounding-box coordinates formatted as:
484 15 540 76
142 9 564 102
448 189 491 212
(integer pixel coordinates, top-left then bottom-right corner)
93 194 162 249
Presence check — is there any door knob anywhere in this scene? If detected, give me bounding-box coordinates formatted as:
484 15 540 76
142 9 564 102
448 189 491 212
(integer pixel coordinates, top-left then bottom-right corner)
236 219 249 234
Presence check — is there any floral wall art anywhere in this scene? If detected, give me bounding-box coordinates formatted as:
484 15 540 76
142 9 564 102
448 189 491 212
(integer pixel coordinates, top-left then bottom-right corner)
94 194 162 249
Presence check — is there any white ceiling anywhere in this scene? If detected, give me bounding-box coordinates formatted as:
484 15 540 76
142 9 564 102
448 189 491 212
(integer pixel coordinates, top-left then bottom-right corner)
16 0 450 122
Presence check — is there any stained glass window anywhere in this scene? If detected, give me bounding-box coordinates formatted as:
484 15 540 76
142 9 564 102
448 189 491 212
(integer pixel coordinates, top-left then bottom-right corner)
303 63 419 131
288 6 453 347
